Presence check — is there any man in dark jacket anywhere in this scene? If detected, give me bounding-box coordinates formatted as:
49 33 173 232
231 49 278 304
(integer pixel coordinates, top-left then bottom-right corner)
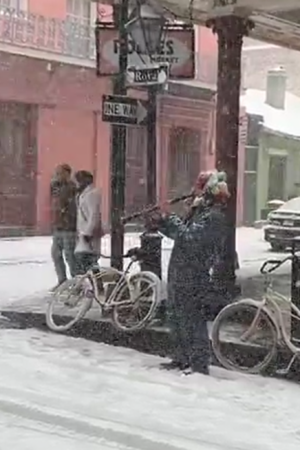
157 171 229 375
50 164 77 288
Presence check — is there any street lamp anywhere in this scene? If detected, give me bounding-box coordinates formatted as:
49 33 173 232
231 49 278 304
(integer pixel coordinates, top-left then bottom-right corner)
126 0 166 58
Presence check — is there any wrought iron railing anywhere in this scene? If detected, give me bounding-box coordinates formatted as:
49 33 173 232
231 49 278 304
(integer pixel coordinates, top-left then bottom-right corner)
0 6 95 61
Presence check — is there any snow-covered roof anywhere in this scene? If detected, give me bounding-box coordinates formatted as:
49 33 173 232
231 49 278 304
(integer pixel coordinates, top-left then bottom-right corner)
240 88 300 139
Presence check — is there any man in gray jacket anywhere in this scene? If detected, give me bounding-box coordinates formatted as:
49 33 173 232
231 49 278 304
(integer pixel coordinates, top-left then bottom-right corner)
74 170 103 274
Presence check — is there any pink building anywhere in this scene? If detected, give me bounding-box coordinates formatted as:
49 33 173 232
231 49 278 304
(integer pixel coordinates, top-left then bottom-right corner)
0 1 246 234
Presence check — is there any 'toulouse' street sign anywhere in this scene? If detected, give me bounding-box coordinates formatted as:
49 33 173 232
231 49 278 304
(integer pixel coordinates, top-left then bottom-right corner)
102 95 148 126
96 24 194 79
126 64 169 86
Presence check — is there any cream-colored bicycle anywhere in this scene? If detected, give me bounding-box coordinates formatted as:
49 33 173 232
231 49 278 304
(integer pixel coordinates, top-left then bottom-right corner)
212 255 300 375
46 247 161 333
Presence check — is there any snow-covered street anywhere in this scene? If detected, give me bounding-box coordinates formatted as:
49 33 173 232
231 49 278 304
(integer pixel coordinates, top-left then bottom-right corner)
0 228 298 449
1 327 300 449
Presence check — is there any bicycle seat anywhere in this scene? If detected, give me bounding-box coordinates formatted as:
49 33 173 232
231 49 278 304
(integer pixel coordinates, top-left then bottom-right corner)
125 247 148 261
90 264 100 274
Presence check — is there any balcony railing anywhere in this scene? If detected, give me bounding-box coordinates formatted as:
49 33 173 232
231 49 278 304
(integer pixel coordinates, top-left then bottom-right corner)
0 7 95 62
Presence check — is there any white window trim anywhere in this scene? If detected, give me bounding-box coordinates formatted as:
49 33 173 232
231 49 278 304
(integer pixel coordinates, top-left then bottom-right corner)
243 44 278 52
268 148 288 156
90 1 96 27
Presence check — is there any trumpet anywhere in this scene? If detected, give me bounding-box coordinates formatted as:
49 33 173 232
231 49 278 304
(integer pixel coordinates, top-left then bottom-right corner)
121 193 194 224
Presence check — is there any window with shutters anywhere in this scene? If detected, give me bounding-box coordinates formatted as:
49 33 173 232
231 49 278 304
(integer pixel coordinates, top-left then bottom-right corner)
67 0 90 23
168 127 200 215
65 0 92 58
245 146 258 172
125 126 147 215
268 155 287 201
169 127 200 192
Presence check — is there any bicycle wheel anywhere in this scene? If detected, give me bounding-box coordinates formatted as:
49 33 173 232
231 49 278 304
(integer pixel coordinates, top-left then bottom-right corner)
112 271 160 332
46 277 93 333
211 302 278 374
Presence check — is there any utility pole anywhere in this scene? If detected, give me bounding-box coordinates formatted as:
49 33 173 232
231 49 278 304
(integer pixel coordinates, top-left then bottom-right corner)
110 0 128 270
207 16 254 296
146 86 157 205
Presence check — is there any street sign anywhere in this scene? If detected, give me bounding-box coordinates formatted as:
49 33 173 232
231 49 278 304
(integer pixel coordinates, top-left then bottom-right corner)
96 24 195 79
126 64 169 86
102 95 148 126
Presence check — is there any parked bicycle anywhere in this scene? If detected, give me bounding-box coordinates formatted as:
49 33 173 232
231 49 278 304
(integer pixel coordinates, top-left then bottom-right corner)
46 247 161 333
212 254 300 375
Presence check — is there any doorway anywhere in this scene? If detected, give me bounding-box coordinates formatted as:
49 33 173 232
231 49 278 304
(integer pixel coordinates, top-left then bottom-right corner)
243 146 258 225
268 154 287 201
168 126 200 215
0 103 37 228
125 125 147 217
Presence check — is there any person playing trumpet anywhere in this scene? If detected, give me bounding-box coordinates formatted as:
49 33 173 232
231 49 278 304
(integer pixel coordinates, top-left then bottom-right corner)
152 170 230 375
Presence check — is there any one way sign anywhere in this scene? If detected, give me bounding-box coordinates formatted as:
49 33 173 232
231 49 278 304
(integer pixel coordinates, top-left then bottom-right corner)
102 95 148 126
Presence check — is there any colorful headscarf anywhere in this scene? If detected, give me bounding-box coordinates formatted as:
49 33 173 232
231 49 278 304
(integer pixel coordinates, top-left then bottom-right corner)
196 170 230 202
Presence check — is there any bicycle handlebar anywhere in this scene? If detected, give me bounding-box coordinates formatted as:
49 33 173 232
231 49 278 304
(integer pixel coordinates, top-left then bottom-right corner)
99 247 147 261
260 256 291 274
99 253 133 260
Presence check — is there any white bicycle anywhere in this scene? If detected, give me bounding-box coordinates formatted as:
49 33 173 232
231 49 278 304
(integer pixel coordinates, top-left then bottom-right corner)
46 247 161 333
212 253 300 375
212 255 300 375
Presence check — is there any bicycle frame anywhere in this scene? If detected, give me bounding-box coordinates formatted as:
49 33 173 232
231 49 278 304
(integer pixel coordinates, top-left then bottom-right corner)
238 286 300 355
85 259 134 308
265 287 300 354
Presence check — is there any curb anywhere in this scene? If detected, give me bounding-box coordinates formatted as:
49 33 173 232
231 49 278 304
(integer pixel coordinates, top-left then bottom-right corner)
254 220 267 229
2 310 299 380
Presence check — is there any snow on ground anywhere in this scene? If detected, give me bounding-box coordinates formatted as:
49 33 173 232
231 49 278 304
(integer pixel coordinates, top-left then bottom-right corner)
0 228 278 306
0 327 299 450
0 231 298 448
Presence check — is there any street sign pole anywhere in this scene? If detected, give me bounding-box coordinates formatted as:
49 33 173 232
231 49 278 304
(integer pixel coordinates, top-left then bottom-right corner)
146 86 157 206
110 1 128 271
140 84 163 280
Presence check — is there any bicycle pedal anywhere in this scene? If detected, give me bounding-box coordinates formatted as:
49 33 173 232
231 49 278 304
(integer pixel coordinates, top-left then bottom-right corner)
276 353 298 376
64 299 77 308
276 368 289 376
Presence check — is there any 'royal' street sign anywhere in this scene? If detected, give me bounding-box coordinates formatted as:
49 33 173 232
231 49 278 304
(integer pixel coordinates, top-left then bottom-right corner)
96 24 195 79
126 64 169 86
102 95 148 126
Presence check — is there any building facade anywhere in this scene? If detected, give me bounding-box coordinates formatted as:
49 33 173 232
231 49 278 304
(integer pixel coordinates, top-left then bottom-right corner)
0 0 112 234
0 1 220 235
241 68 300 225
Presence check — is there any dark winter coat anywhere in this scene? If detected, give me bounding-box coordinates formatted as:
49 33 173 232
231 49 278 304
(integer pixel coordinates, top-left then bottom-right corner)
50 180 77 232
159 203 227 312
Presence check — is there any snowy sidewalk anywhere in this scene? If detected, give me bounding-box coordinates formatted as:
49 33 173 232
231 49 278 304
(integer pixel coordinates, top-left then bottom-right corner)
0 327 299 450
0 228 286 307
